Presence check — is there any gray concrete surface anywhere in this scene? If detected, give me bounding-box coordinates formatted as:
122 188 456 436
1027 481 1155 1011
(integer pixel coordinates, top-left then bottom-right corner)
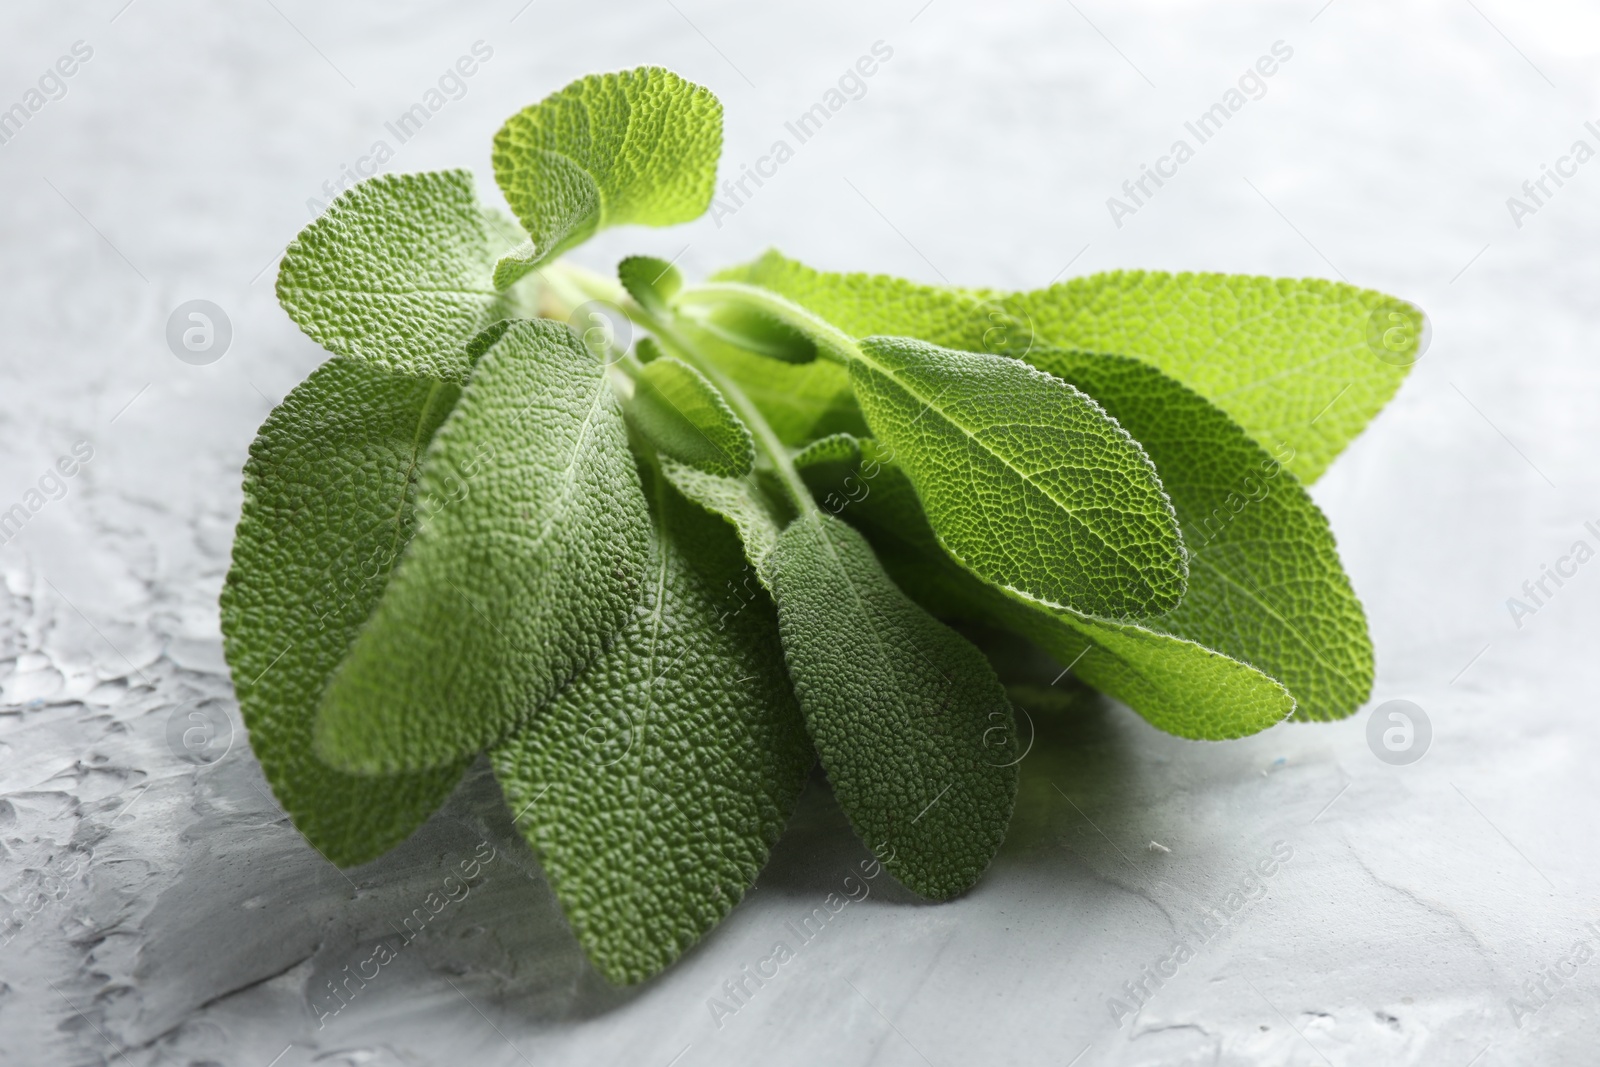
2 0 1598 1063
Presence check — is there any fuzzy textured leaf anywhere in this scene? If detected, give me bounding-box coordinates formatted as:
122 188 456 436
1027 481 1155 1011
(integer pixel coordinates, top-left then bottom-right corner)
492 67 721 274
658 457 790 574
220 359 467 866
628 356 754 477
767 513 1018 898
816 441 1294 740
791 432 862 469
1028 348 1373 722
997 272 1421 482
315 319 651 773
275 170 527 382
851 336 1187 620
993 601 1294 739
795 435 993 619
492 468 809 985
710 251 1418 482
618 254 684 313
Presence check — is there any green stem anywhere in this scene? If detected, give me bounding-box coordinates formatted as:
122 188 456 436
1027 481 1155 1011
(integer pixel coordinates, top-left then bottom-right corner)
533 261 596 322
551 261 819 516
673 282 863 365
543 260 624 306
656 320 819 516
603 349 646 405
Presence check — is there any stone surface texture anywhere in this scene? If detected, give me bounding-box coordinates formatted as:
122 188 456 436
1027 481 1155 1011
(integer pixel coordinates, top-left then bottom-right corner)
2 1 1596 1063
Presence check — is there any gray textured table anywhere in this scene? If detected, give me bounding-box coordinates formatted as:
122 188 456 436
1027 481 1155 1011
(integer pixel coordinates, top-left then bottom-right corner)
3 1 1596 1063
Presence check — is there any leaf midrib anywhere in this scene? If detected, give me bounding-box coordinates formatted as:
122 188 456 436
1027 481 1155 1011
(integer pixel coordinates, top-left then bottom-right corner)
514 376 609 556
857 355 1166 605
626 522 672 909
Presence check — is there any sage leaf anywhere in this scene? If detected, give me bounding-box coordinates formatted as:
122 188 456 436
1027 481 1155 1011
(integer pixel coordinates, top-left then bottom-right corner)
276 170 529 382
492 67 721 278
850 336 1187 620
658 458 790 575
768 513 1018 899
492 466 809 985
315 319 651 773
618 254 684 313
818 441 1295 740
220 359 467 865
998 273 1423 482
1029 348 1372 721
627 356 755 477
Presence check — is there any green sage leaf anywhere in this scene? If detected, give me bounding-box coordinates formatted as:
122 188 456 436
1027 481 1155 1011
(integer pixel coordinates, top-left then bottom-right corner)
768 513 1018 899
220 359 467 865
276 170 529 382
492 467 809 985
492 67 722 279
851 336 1187 620
315 319 651 773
